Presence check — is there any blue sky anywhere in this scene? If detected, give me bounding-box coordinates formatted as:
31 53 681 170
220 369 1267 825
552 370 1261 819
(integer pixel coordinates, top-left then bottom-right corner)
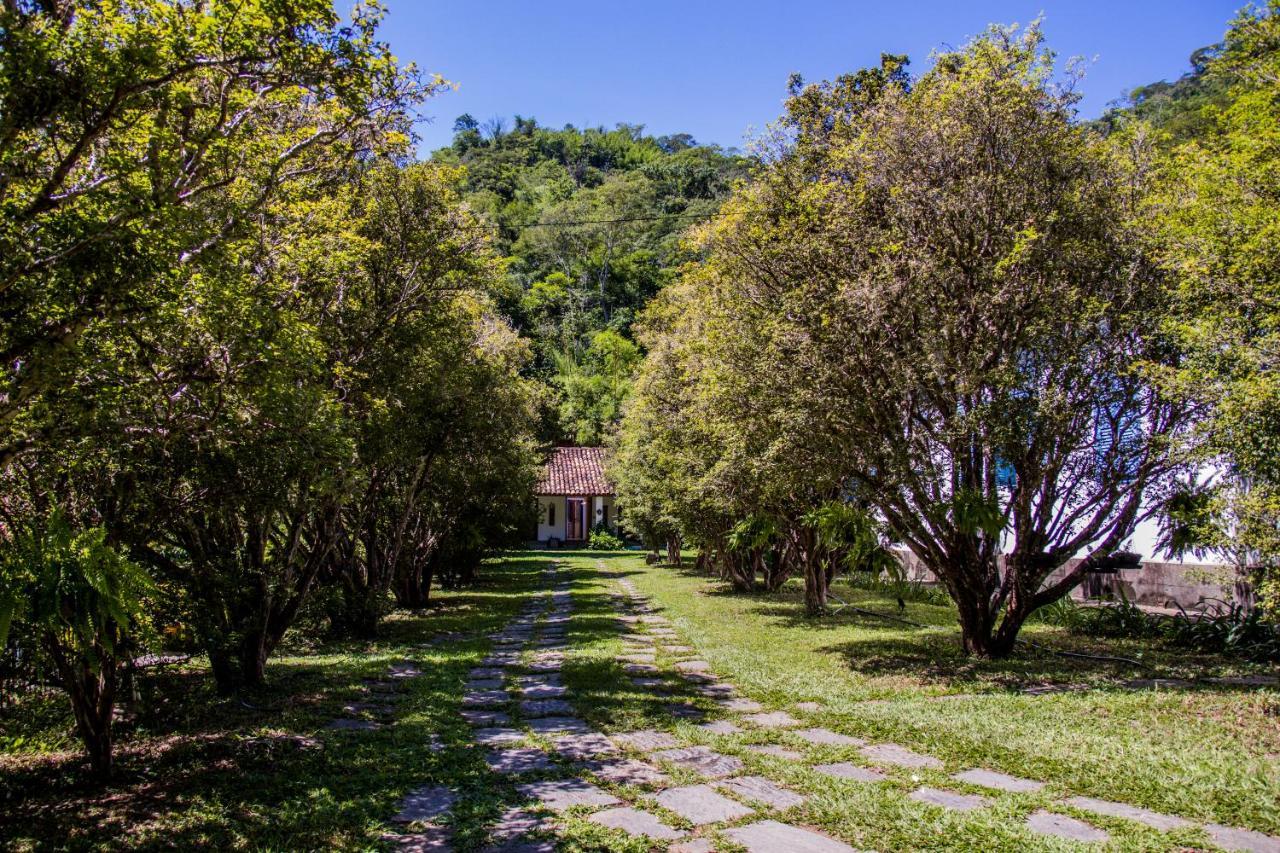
377 1 1243 156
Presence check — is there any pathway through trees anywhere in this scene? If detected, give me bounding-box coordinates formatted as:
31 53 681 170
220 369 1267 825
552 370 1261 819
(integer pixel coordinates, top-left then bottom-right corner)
361 558 1280 852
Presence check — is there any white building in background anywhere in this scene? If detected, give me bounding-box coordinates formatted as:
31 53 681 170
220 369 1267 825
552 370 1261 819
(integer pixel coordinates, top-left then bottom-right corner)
534 446 618 547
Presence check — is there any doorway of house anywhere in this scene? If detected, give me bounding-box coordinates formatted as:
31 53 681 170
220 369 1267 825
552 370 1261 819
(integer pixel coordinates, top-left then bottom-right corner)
565 498 587 543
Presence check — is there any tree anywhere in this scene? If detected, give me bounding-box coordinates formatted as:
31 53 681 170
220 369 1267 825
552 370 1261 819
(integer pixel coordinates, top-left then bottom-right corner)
554 329 641 445
0 513 151 776
1146 1 1280 616
0 0 432 466
622 25 1192 655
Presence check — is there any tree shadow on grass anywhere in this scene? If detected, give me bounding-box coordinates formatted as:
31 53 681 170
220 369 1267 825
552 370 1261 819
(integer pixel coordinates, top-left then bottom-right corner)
0 555 555 851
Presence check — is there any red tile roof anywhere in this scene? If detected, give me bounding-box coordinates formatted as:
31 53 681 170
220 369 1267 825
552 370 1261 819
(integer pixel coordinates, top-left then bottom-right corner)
537 446 614 496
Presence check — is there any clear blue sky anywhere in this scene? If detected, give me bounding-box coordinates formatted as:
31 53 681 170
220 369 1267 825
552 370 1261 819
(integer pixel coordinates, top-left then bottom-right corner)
377 0 1243 156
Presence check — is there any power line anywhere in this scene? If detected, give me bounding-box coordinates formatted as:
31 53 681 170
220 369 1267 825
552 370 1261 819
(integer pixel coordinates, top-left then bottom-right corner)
477 211 728 232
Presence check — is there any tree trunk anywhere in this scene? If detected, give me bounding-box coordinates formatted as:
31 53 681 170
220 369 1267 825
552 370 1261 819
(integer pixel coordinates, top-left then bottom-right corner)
803 559 828 615
45 635 117 777
239 630 268 688
952 584 1001 657
666 535 682 567
205 632 268 694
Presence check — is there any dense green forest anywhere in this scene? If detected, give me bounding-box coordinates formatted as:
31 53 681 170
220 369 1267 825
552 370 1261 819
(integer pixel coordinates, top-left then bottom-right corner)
429 119 750 443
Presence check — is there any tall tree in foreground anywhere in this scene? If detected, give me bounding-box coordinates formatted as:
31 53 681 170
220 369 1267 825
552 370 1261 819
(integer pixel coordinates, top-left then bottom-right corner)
0 0 431 464
1147 1 1280 615
624 27 1193 655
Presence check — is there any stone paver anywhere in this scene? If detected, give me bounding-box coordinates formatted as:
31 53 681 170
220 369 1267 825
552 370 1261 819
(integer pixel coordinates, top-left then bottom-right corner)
392 785 456 823
623 663 659 675
1064 796 1192 832
861 743 943 769
463 689 510 707
525 659 561 673
620 653 656 664
486 747 556 775
589 806 686 841
681 671 718 684
326 718 379 731
585 757 670 786
745 744 804 760
1026 810 1110 843
469 668 506 680
698 720 742 735
717 775 807 810
612 729 679 750
794 727 865 747
652 745 745 778
910 787 989 812
380 826 452 851
675 660 711 672
552 732 617 760
487 806 553 847
466 678 505 690
520 699 575 718
694 682 736 698
656 784 754 825
525 716 590 734
517 778 621 813
721 696 757 712
795 701 823 713
463 701 512 722
667 702 705 720
952 768 1045 793
725 820 860 853
1204 823 1280 853
743 711 800 729
474 727 525 746
814 762 888 782
520 683 568 699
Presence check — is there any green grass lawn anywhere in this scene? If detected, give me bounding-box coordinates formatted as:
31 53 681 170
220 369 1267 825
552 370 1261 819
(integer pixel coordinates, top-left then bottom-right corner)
2 549 1276 851
584 550 1280 850
0 555 548 851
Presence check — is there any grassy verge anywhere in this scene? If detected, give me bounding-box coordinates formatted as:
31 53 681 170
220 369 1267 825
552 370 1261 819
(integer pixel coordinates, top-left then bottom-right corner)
0 554 546 851
586 550 1278 850
4 549 1276 851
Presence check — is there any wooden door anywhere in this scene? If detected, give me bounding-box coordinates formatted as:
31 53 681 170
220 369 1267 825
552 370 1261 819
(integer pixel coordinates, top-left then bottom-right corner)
566 498 586 541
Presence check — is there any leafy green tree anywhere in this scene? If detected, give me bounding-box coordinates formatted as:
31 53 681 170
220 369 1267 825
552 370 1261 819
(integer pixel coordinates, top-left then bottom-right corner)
554 329 640 445
0 513 151 776
0 0 431 465
1147 1 1280 615
431 118 748 441
621 25 1192 654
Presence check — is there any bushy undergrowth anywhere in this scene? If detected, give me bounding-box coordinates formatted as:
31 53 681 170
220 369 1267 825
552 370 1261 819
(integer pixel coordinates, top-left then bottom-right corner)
586 526 625 551
1034 595 1280 662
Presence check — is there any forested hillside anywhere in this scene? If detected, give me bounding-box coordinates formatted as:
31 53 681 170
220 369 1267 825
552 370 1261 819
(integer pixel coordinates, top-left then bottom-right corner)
430 119 750 443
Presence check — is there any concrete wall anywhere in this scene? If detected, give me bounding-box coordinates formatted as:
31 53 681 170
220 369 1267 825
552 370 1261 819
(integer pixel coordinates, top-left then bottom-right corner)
894 548 1245 611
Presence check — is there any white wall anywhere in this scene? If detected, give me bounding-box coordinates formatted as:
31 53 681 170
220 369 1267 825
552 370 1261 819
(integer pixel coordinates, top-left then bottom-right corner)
536 495 566 543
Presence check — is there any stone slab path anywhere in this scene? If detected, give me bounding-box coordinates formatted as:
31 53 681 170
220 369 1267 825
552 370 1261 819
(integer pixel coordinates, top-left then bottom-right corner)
374 558 1280 853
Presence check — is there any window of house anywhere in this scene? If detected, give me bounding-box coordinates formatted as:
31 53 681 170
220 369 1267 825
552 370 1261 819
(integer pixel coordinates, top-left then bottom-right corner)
602 506 609 527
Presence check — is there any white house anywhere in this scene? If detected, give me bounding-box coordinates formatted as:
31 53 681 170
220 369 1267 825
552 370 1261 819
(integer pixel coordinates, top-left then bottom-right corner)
535 446 618 547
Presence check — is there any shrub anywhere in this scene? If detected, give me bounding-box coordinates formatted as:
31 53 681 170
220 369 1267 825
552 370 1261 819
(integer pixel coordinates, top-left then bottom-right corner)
587 525 625 551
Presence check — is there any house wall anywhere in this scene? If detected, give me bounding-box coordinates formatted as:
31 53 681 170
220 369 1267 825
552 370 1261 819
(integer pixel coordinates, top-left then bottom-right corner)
535 495 617 544
536 495 566 543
